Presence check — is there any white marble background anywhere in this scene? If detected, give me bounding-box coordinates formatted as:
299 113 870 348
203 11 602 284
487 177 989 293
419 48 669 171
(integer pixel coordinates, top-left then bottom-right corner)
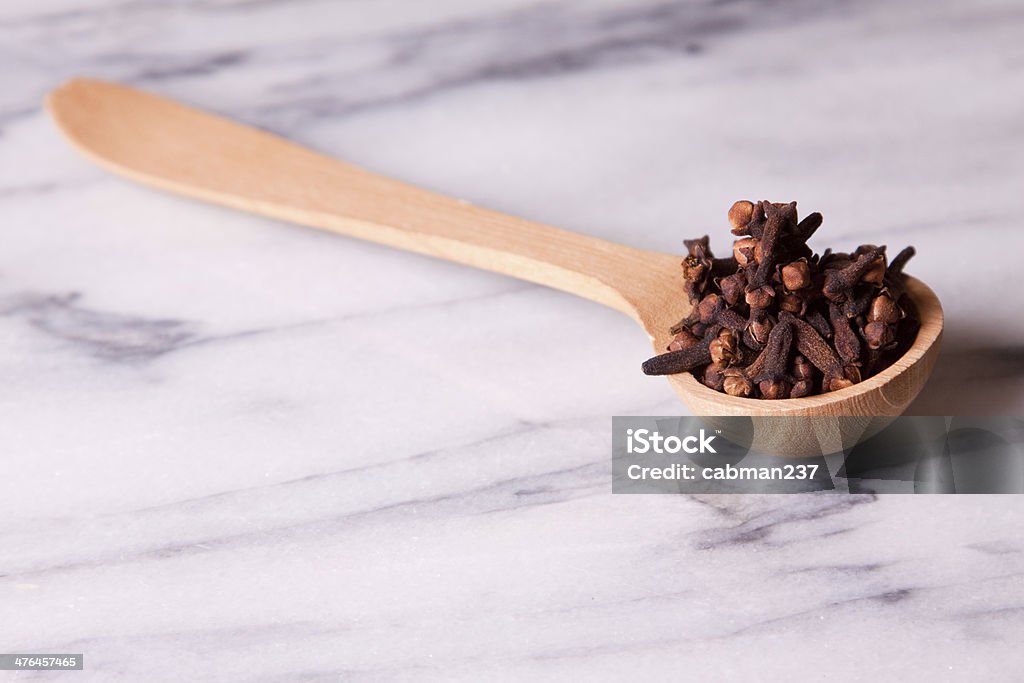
2 0 1024 680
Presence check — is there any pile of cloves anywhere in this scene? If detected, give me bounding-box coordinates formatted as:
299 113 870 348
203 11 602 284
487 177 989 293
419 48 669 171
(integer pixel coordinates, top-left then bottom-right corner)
642 200 920 399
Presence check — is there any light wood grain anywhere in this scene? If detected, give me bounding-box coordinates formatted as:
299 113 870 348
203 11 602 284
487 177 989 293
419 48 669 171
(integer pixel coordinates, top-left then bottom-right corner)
46 78 943 451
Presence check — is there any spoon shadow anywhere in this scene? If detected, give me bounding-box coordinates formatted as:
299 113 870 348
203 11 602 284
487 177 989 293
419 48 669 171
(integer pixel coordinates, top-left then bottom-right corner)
905 327 1024 415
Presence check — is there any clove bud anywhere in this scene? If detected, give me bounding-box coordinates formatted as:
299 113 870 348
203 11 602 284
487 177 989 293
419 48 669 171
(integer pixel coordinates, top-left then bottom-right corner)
744 285 775 309
759 379 791 400
863 321 895 350
780 260 811 291
728 200 755 233
868 295 902 324
709 328 742 366
748 312 774 347
667 328 699 352
697 293 723 324
733 238 760 267
722 368 754 397
703 361 728 391
719 272 747 306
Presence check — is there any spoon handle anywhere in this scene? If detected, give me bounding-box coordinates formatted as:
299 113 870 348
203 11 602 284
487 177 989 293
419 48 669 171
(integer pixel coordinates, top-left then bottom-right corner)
47 78 671 319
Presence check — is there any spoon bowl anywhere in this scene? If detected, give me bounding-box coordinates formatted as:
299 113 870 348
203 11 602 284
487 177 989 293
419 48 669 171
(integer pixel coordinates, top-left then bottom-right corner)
664 277 943 418
46 78 943 445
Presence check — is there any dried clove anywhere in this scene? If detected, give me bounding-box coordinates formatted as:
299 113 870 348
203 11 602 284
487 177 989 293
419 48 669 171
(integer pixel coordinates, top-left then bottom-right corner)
643 324 720 376
728 200 755 233
667 328 700 352
823 246 886 302
709 328 743 366
748 320 794 400
782 312 855 392
804 309 832 340
703 361 728 391
642 343 710 376
790 355 816 398
868 294 902 325
793 212 823 242
719 272 747 306
862 321 895 350
733 238 760 267
748 310 774 347
722 367 754 397
780 260 811 291
828 303 861 366
642 200 919 398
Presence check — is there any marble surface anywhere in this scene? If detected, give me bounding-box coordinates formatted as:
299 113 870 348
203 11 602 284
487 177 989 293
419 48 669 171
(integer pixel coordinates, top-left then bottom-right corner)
2 0 1024 679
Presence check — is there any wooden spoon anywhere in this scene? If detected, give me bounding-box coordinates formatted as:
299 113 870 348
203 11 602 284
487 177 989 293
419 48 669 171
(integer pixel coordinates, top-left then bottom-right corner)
46 78 943 440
